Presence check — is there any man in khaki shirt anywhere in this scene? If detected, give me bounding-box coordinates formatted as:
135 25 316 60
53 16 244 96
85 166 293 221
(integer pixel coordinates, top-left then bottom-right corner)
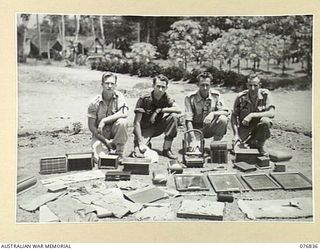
185 72 229 150
231 75 275 155
87 72 129 161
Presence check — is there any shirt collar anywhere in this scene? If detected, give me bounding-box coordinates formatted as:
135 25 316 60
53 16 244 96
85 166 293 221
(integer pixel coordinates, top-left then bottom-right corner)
245 89 263 101
151 90 167 103
195 90 214 103
99 91 118 103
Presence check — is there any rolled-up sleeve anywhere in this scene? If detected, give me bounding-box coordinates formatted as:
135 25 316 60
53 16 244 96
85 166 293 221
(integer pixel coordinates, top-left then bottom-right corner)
184 95 193 121
232 96 240 117
215 95 228 112
266 93 275 111
134 97 145 113
87 101 97 119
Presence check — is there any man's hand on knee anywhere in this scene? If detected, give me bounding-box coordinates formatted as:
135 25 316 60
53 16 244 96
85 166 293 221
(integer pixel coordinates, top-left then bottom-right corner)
203 112 214 125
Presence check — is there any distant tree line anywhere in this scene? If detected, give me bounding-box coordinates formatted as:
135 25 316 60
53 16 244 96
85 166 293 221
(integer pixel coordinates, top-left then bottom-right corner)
17 14 312 76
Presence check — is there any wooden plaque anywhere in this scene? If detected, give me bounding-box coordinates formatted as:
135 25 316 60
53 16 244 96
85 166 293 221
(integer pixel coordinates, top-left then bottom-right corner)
207 173 248 192
270 172 312 190
241 173 282 191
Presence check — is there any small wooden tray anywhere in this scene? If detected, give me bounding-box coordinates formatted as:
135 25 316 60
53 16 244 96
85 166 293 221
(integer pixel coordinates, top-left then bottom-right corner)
270 172 312 190
174 174 210 191
207 173 248 192
241 173 282 191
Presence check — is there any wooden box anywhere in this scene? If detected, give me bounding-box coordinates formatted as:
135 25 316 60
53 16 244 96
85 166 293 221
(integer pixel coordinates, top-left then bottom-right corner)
184 154 205 167
66 152 93 171
122 157 151 175
105 170 131 181
256 156 270 168
274 163 286 172
210 141 228 164
234 147 260 164
99 154 119 169
40 156 68 175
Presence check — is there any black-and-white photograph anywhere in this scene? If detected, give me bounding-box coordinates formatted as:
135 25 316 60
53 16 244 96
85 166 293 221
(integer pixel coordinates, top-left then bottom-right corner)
16 13 313 223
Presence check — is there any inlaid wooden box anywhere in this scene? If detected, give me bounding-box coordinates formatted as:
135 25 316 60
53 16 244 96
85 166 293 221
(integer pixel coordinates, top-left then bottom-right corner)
66 152 93 171
99 154 119 169
122 157 151 175
40 156 68 175
210 141 228 164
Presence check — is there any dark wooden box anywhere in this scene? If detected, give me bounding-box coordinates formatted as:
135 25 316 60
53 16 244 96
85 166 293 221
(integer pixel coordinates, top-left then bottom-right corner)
210 141 228 163
234 147 260 164
273 163 286 172
66 152 93 171
99 154 119 169
257 156 270 168
105 170 131 181
122 157 151 175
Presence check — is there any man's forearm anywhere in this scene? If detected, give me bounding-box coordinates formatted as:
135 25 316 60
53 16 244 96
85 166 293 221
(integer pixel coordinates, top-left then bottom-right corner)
101 110 127 124
250 109 275 119
133 122 144 144
185 120 196 140
91 127 108 144
213 110 230 116
162 107 182 114
230 113 239 136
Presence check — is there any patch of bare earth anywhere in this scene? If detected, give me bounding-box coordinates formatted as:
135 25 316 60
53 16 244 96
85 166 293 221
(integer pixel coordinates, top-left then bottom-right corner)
17 63 313 222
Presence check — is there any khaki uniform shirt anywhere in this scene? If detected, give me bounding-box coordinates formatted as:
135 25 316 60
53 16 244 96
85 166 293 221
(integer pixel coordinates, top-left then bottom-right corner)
87 90 128 127
233 88 275 123
185 89 227 125
134 91 175 128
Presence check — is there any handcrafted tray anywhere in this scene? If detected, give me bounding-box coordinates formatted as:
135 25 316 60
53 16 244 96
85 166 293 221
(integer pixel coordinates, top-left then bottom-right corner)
174 174 210 191
207 173 248 192
270 172 312 190
241 173 282 191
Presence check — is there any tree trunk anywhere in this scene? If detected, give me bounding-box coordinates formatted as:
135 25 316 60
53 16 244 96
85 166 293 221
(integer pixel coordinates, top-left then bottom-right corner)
246 59 248 68
137 22 141 43
37 14 42 59
20 14 30 63
61 15 66 52
100 16 105 52
47 41 51 62
282 60 286 75
237 58 240 74
91 16 96 37
146 22 150 43
306 53 312 76
74 15 80 43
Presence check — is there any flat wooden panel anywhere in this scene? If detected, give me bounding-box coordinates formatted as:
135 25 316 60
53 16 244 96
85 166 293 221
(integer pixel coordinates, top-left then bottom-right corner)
242 174 282 191
270 172 312 190
125 186 168 203
174 174 209 191
207 173 248 192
